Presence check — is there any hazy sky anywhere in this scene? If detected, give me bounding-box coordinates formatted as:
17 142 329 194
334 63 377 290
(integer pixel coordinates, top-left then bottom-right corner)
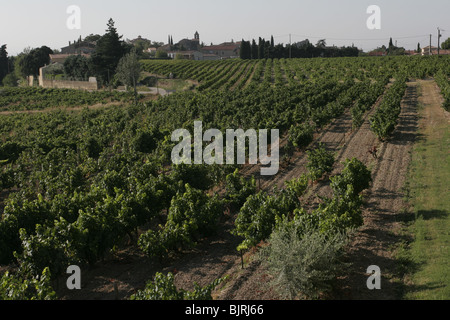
1 0 449 55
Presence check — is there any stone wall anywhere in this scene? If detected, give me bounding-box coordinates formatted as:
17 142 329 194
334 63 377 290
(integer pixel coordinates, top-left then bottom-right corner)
38 67 99 90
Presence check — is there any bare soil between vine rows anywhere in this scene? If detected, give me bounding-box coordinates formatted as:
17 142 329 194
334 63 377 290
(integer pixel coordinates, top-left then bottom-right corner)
54 79 441 300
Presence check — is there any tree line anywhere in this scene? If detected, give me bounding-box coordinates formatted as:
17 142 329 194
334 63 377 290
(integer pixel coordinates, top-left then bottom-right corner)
239 37 360 60
0 18 135 88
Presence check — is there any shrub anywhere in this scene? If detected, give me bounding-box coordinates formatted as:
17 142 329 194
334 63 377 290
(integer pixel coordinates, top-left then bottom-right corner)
260 219 349 299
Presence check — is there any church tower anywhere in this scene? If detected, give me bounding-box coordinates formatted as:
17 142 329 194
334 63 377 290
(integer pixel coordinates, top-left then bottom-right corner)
194 31 199 41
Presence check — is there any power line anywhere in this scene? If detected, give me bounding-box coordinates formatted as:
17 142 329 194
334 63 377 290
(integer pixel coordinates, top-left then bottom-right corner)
289 34 430 42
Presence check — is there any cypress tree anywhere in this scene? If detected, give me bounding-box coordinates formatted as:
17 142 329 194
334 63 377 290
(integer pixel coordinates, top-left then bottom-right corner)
270 35 275 58
258 38 265 59
0 45 9 83
91 18 129 84
251 39 258 59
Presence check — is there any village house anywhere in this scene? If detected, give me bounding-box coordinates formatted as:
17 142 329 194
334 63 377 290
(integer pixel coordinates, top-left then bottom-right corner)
49 53 91 64
421 46 450 56
201 42 241 59
167 51 204 61
61 39 96 55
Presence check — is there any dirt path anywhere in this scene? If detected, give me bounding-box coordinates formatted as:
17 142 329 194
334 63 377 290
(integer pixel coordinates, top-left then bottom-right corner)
0 101 123 115
57 79 439 301
332 80 424 299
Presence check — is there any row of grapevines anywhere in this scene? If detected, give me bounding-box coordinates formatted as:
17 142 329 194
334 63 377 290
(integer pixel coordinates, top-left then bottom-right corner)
434 70 450 111
369 76 408 140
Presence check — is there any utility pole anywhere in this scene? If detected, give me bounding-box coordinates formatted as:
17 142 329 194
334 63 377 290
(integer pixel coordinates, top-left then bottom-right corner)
429 34 432 55
289 34 292 59
437 28 442 55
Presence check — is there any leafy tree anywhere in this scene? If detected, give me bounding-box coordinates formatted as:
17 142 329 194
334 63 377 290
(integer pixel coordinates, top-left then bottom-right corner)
84 34 101 43
155 49 168 59
316 39 327 48
2 72 18 87
116 49 142 104
132 37 152 57
17 46 53 77
442 37 450 50
63 54 92 80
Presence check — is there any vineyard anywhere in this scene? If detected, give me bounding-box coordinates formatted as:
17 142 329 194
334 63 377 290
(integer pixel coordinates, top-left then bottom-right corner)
0 55 449 300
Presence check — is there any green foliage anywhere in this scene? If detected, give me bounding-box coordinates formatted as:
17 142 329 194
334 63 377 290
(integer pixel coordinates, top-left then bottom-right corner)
2 73 18 87
90 18 130 84
0 267 56 300
350 104 365 129
116 49 142 98
441 37 450 50
132 130 157 154
0 44 9 84
260 218 349 299
284 174 309 197
155 50 168 59
233 187 299 251
0 86 135 111
170 163 214 191
14 223 74 278
224 169 256 207
139 184 223 259
306 143 335 181
63 54 92 80
314 158 372 234
130 272 224 300
370 77 407 140
330 158 372 197
435 70 450 111
314 184 364 234
288 122 315 150
0 141 25 162
0 55 448 291
16 46 53 77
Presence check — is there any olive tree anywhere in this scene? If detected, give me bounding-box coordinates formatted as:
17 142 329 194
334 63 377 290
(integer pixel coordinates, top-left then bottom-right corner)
116 49 142 104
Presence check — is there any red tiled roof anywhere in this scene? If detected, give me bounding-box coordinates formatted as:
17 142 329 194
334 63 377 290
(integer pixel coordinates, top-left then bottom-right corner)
202 44 239 51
